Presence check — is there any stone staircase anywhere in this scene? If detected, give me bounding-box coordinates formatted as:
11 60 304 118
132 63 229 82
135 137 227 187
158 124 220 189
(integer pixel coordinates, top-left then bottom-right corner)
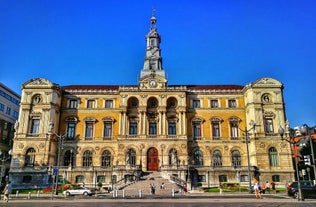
115 171 182 197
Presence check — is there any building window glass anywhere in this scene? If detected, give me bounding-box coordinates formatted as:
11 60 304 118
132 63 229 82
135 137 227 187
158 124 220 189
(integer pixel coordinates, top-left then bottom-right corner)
5 107 11 115
103 122 112 138
194 150 204 166
129 122 137 135
149 122 157 135
193 122 201 139
82 150 92 167
85 122 94 139
192 100 200 108
76 175 84 183
219 175 227 182
101 150 111 167
105 100 113 108
126 148 136 165
264 118 274 134
168 122 176 135
30 119 40 135
228 99 236 108
212 150 222 167
64 150 74 167
272 175 280 182
0 103 4 111
97 175 106 183
230 122 239 139
13 110 19 119
25 148 36 167
212 122 220 139
87 100 95 108
269 147 279 166
69 99 78 109
67 123 76 139
232 150 241 167
211 100 218 108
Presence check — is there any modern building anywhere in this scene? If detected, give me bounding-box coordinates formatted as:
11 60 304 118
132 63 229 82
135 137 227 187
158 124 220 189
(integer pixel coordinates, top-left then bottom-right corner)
0 83 20 186
9 14 294 190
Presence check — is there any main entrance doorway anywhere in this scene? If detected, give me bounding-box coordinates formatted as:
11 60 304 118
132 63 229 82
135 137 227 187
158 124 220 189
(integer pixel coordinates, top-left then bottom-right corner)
147 147 159 171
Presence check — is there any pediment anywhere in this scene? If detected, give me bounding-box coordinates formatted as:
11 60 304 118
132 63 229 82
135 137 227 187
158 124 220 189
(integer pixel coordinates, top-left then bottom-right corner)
139 74 167 90
22 78 59 89
251 77 283 88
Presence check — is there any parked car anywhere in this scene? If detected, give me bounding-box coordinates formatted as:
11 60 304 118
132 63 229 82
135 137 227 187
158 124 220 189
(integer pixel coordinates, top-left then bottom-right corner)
287 181 316 199
63 187 95 196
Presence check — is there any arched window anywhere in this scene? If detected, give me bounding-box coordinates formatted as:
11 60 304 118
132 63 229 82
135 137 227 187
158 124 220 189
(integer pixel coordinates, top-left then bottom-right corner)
25 148 36 167
126 148 136 165
269 147 279 166
212 150 222 167
101 150 112 167
168 148 178 166
63 149 75 167
232 150 241 167
194 150 204 166
82 150 93 167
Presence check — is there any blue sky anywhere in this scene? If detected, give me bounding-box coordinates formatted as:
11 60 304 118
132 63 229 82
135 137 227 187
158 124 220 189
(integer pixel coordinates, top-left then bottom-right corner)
0 0 315 128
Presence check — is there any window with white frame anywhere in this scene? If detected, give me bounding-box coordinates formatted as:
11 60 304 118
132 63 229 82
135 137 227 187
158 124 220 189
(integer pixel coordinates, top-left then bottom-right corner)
104 122 112 138
228 99 237 108
129 122 137 135
87 100 96 108
82 150 93 167
269 147 279 166
230 121 239 139
85 122 94 139
192 99 200 108
210 99 218 108
69 99 78 109
105 100 113 108
66 122 76 139
30 119 40 135
264 118 274 134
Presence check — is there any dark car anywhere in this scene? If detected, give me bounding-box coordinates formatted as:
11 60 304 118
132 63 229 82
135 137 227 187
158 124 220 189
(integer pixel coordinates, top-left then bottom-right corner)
287 181 316 199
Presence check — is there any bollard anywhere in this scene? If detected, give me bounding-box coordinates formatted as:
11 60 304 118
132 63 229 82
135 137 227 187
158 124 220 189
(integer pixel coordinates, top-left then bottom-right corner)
37 190 40 197
172 188 175 197
112 190 115 198
122 189 125 198
179 188 182 196
27 192 31 199
115 190 118 198
139 189 142 198
16 190 19 198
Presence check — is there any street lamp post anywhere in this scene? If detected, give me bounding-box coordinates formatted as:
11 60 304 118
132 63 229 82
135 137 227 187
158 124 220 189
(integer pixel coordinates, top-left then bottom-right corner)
279 126 303 201
53 133 65 195
239 120 256 194
0 149 12 186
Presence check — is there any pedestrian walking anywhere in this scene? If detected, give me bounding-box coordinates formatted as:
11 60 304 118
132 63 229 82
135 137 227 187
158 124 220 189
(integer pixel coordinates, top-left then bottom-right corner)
160 182 165 191
270 181 276 194
219 182 223 195
3 181 12 203
253 178 261 199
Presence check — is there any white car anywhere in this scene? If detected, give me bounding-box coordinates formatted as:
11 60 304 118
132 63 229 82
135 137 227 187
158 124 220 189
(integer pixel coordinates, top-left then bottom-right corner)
63 187 95 196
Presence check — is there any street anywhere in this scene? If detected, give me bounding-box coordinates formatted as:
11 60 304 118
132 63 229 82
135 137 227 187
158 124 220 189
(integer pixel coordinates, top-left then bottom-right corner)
1 198 316 207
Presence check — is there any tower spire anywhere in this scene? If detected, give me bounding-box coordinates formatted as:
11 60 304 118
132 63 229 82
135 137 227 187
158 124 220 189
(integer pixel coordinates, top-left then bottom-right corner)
140 10 165 80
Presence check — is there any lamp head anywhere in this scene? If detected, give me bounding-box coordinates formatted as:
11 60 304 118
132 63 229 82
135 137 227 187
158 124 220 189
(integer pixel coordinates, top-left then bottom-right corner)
278 126 284 139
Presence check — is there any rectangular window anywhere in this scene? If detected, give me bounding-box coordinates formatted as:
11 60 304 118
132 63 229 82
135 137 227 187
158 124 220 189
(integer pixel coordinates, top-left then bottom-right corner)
211 100 218 108
149 122 157 135
0 103 4 111
228 100 236 108
5 107 11 115
85 122 94 138
104 122 112 138
212 122 220 138
87 100 95 108
219 175 227 182
230 122 239 139
240 175 248 182
69 99 78 109
105 100 113 108
168 122 176 135
67 123 76 139
129 122 137 135
265 119 274 133
13 111 19 119
193 122 201 138
30 119 40 135
192 100 200 108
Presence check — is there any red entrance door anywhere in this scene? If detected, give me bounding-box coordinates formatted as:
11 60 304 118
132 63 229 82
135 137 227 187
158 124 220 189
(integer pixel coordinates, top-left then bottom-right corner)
147 147 159 171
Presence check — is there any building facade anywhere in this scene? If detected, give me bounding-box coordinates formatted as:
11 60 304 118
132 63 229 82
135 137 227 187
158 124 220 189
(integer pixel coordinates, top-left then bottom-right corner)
0 83 20 186
9 15 294 190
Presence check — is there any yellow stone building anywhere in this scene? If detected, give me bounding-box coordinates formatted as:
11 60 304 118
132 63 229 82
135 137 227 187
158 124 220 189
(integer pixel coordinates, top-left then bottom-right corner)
9 14 294 190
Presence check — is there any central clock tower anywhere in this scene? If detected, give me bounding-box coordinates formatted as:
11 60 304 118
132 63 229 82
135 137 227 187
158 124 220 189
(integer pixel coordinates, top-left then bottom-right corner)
139 11 167 90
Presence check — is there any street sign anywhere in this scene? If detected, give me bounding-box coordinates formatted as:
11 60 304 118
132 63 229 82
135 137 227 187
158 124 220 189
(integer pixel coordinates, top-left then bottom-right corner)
52 168 58 176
